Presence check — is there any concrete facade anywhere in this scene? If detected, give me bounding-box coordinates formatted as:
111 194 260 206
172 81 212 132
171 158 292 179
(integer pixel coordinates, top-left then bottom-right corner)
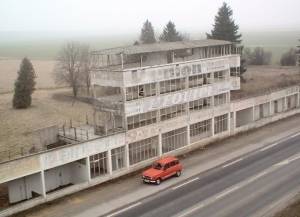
0 40 300 217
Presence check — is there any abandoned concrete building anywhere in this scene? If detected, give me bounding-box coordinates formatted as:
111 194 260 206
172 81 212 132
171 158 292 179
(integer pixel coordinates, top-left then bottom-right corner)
0 39 300 217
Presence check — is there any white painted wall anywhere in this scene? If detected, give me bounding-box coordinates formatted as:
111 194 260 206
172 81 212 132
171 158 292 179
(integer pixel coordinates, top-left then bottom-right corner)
44 164 71 193
8 173 43 203
70 161 89 184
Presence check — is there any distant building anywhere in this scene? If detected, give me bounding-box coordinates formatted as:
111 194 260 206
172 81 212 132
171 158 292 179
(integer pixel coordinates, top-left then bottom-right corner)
0 40 299 216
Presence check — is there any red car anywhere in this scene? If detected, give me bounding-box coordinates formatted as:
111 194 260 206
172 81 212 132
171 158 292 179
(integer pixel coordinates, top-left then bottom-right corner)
142 156 183 185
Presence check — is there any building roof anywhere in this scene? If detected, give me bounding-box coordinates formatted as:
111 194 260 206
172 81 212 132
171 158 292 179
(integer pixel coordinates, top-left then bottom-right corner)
156 156 179 165
91 39 232 56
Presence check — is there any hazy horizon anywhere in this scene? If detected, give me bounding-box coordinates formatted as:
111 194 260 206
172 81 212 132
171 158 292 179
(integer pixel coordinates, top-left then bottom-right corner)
1 0 300 35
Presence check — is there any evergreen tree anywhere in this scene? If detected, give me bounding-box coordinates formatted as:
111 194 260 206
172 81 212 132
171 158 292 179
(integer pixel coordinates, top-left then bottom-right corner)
207 2 242 43
139 20 156 44
13 58 36 109
159 21 183 42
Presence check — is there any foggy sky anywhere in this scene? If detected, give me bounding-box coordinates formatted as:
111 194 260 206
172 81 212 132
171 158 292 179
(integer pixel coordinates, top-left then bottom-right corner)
1 0 300 35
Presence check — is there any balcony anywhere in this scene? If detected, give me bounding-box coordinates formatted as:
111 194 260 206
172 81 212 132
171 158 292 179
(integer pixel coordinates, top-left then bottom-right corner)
124 81 232 116
91 55 240 87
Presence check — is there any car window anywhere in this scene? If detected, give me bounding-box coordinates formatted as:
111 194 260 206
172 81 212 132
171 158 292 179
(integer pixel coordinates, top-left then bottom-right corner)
153 162 163 170
164 163 170 170
170 161 175 167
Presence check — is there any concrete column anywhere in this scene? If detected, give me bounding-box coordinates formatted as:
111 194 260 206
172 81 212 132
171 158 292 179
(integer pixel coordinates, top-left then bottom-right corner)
86 156 91 182
187 125 191 145
233 111 236 131
125 144 130 168
284 96 287 111
227 112 230 132
252 105 255 121
158 131 162 156
40 171 46 198
211 117 215 137
269 101 272 116
297 93 300 107
107 149 113 175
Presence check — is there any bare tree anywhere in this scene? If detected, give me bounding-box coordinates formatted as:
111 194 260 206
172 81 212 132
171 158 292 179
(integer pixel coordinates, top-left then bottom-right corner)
54 42 91 97
79 45 91 96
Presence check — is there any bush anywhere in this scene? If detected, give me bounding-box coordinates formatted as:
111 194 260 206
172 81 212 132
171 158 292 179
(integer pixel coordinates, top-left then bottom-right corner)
280 48 296 66
13 58 36 109
244 47 272 65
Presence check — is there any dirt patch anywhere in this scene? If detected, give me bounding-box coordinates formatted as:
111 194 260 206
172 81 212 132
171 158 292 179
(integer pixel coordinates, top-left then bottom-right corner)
274 194 300 217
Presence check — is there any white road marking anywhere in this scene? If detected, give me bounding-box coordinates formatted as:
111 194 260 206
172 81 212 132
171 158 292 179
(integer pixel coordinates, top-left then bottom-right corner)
289 132 300 138
260 142 279 152
215 185 240 199
222 158 243 168
289 155 300 162
174 153 300 217
172 177 199 190
106 202 142 217
275 160 290 166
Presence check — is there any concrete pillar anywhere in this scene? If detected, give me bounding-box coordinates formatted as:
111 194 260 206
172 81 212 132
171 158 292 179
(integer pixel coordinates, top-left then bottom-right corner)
227 112 230 132
125 144 130 168
297 93 300 107
211 117 215 137
158 131 162 156
269 101 272 116
40 171 46 198
187 125 191 145
284 96 287 111
86 156 91 182
252 105 255 121
107 149 113 175
233 111 236 131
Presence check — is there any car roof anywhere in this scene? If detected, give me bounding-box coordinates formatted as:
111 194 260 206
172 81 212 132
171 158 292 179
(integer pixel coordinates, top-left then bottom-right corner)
156 156 178 165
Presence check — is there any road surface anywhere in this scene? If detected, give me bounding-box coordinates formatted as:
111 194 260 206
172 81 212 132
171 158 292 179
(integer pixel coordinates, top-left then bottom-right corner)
104 132 300 217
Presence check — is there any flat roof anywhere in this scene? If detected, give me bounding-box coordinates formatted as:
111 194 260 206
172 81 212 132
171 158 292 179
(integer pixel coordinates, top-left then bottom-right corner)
156 156 178 165
91 39 232 56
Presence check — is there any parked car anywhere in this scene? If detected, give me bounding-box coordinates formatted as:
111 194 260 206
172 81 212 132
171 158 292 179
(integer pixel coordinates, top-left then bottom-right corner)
142 156 183 185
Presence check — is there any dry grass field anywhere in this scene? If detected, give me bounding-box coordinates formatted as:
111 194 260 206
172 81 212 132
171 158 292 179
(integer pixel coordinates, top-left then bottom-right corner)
232 65 300 100
0 88 94 162
0 58 58 93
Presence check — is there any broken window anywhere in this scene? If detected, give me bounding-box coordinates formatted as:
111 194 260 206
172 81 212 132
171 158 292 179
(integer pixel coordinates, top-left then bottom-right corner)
160 103 186 121
189 97 211 111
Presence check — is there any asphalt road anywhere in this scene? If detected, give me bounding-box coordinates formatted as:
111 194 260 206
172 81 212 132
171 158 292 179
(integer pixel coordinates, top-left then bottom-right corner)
103 132 300 217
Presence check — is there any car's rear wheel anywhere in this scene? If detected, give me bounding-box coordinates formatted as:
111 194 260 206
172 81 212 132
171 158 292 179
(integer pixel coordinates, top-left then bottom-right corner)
176 170 181 177
156 178 161 185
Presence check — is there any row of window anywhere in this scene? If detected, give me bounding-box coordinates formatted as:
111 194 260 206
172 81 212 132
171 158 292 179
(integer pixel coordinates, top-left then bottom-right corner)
90 114 229 178
125 71 228 101
127 93 228 130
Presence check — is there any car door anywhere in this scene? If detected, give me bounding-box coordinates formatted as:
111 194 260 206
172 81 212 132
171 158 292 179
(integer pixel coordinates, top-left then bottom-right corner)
162 163 171 179
169 161 177 176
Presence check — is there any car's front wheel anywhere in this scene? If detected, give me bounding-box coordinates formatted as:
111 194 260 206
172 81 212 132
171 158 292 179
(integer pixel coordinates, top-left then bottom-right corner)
156 178 161 185
176 170 181 177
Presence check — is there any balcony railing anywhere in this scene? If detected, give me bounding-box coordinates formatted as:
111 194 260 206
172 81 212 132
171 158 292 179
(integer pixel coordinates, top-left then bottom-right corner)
91 55 240 87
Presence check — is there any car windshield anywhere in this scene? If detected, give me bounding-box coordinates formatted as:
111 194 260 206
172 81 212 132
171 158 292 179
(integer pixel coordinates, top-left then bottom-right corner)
152 162 163 170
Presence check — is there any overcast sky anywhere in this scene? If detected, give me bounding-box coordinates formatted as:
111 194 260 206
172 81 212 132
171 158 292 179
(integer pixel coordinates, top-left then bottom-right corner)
1 0 300 35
